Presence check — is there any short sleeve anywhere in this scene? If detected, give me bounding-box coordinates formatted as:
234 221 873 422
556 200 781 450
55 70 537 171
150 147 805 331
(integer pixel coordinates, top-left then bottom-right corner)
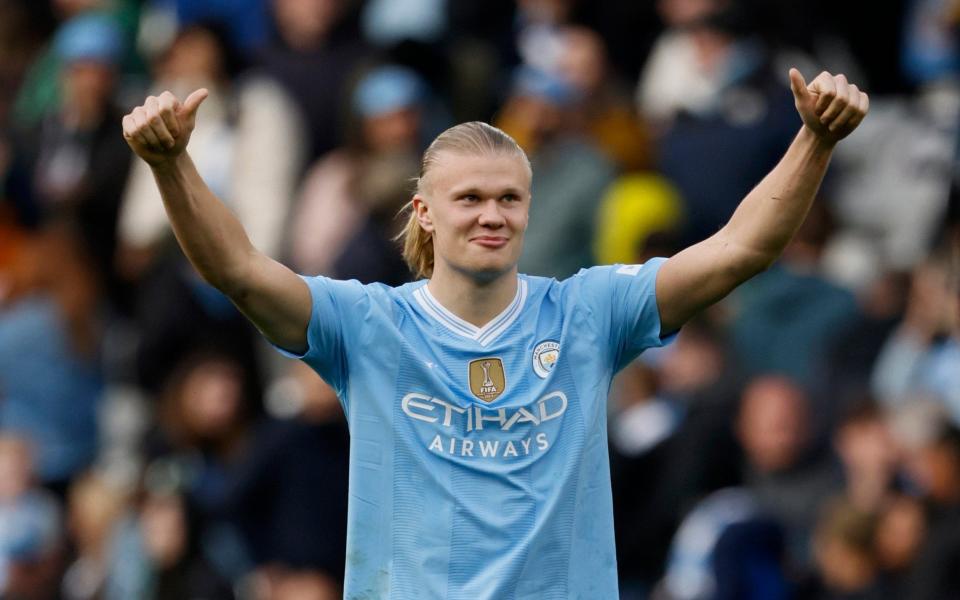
573 257 677 372
271 275 366 396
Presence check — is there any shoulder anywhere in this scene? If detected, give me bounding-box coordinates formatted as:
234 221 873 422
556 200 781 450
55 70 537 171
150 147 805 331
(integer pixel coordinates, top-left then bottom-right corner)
301 275 410 310
543 260 667 318
558 260 666 288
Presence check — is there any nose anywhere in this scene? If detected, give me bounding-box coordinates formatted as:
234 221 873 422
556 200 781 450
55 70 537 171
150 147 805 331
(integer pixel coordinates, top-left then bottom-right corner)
477 198 505 228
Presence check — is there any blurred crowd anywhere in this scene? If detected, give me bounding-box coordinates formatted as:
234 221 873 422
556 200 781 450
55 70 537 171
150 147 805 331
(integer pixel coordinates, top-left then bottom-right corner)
0 0 958 598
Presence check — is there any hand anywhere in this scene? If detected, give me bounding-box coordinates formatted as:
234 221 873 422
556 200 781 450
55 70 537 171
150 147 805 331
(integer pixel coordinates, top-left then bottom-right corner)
122 89 208 166
789 69 869 146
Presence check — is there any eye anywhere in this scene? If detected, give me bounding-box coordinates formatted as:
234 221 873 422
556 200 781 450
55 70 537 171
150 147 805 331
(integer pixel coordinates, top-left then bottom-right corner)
460 194 480 202
501 194 520 202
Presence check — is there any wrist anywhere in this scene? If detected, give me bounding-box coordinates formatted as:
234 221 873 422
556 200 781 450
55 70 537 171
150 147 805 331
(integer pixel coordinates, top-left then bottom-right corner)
798 124 838 153
149 152 189 175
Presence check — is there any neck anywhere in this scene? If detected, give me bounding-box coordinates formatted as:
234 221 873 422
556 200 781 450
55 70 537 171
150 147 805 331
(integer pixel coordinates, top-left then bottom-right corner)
427 262 518 328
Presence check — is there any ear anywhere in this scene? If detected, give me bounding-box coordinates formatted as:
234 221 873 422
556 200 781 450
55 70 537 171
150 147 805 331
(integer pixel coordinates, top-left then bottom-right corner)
413 194 434 233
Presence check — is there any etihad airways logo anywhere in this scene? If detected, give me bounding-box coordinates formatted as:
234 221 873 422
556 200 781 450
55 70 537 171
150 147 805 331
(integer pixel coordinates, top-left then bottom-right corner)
401 391 568 459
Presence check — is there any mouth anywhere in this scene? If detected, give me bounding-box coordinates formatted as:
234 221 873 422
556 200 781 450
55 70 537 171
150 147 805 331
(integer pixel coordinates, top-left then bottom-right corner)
470 236 509 249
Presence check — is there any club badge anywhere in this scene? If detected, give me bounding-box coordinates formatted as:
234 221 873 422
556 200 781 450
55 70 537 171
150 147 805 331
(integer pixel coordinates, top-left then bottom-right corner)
532 340 560 378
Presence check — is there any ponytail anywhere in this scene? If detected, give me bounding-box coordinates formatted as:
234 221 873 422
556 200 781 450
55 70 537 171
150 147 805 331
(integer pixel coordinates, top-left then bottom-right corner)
397 200 435 279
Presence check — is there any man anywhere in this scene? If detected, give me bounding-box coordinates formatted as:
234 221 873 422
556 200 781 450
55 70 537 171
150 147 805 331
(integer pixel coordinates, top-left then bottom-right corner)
121 68 867 598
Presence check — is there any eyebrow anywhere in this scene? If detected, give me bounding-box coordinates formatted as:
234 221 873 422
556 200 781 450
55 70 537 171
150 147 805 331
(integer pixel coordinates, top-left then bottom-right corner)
448 185 526 197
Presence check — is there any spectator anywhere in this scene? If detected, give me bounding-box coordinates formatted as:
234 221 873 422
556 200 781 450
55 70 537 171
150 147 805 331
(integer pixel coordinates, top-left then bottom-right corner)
736 375 843 572
118 20 303 274
254 566 340 600
445 0 518 122
729 204 860 397
554 26 654 172
833 401 898 512
287 64 429 283
10 1 139 131
659 487 789 600
258 0 371 161
147 350 259 513
120 350 261 593
0 224 102 490
158 0 273 55
821 93 955 275
871 252 960 424
638 0 798 246
609 359 685 593
117 23 290 395
822 270 908 415
497 67 616 278
807 499 884 600
0 435 64 600
228 361 349 592
104 487 235 600
61 472 130 600
898 423 960 599
874 494 927 598
901 0 959 86
0 2 51 127
11 12 133 308
513 0 576 78
361 0 447 47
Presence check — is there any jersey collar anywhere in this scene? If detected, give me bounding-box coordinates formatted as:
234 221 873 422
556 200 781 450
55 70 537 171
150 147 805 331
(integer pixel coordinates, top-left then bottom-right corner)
413 277 528 347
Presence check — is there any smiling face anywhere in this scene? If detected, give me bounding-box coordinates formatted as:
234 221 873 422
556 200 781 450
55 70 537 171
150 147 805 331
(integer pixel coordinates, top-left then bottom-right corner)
414 151 531 283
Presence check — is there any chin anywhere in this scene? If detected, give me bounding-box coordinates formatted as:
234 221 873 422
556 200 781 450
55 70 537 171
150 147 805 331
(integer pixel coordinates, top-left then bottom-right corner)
451 259 515 284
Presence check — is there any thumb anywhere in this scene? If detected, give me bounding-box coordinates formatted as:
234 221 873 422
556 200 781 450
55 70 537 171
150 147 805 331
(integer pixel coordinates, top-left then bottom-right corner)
180 88 209 120
788 68 808 101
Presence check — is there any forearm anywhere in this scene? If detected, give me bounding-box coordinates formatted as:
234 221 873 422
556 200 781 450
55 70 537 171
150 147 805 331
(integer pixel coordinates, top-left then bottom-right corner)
150 153 256 293
655 127 835 332
717 126 835 275
655 70 867 333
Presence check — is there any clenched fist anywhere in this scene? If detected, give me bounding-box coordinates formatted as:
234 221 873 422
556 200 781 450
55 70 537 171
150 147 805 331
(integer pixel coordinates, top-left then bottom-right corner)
789 69 869 146
122 89 208 166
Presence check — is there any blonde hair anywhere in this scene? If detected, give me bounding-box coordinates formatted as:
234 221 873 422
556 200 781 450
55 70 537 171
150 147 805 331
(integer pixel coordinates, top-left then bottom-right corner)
398 122 530 279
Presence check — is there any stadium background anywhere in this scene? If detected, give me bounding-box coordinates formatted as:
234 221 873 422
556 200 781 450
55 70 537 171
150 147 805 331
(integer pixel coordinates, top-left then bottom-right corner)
0 0 958 598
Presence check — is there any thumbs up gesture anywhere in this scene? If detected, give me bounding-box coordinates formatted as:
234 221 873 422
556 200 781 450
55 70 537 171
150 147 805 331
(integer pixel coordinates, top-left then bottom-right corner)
789 69 869 146
122 89 209 166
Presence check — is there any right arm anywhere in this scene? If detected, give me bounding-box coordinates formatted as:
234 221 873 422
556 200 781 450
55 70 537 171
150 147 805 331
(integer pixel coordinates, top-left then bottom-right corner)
122 90 310 353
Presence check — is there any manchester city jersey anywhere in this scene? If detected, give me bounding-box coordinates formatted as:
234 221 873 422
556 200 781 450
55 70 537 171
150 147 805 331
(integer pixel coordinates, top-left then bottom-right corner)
274 258 675 599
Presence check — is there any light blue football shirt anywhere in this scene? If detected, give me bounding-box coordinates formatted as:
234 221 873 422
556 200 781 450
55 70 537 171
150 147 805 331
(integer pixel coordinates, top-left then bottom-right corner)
275 258 675 599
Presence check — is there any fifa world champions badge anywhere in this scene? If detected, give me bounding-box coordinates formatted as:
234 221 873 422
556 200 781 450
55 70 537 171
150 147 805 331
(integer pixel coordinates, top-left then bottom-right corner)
468 358 506 402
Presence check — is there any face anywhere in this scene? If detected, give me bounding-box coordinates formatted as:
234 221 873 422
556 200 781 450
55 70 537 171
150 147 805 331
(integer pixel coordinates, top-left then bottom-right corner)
906 441 960 504
875 496 925 570
0 436 32 501
738 377 809 473
657 0 719 26
140 494 187 568
180 360 244 440
160 28 224 83
836 417 897 478
62 60 114 108
363 107 420 153
558 28 606 95
414 152 531 283
272 0 342 49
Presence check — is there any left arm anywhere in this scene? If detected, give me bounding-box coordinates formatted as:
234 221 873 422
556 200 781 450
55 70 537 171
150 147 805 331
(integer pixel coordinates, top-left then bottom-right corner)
656 69 869 333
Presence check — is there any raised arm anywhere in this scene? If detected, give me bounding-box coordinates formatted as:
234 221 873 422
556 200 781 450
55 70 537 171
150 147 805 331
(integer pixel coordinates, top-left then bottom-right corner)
121 90 311 353
655 69 869 334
